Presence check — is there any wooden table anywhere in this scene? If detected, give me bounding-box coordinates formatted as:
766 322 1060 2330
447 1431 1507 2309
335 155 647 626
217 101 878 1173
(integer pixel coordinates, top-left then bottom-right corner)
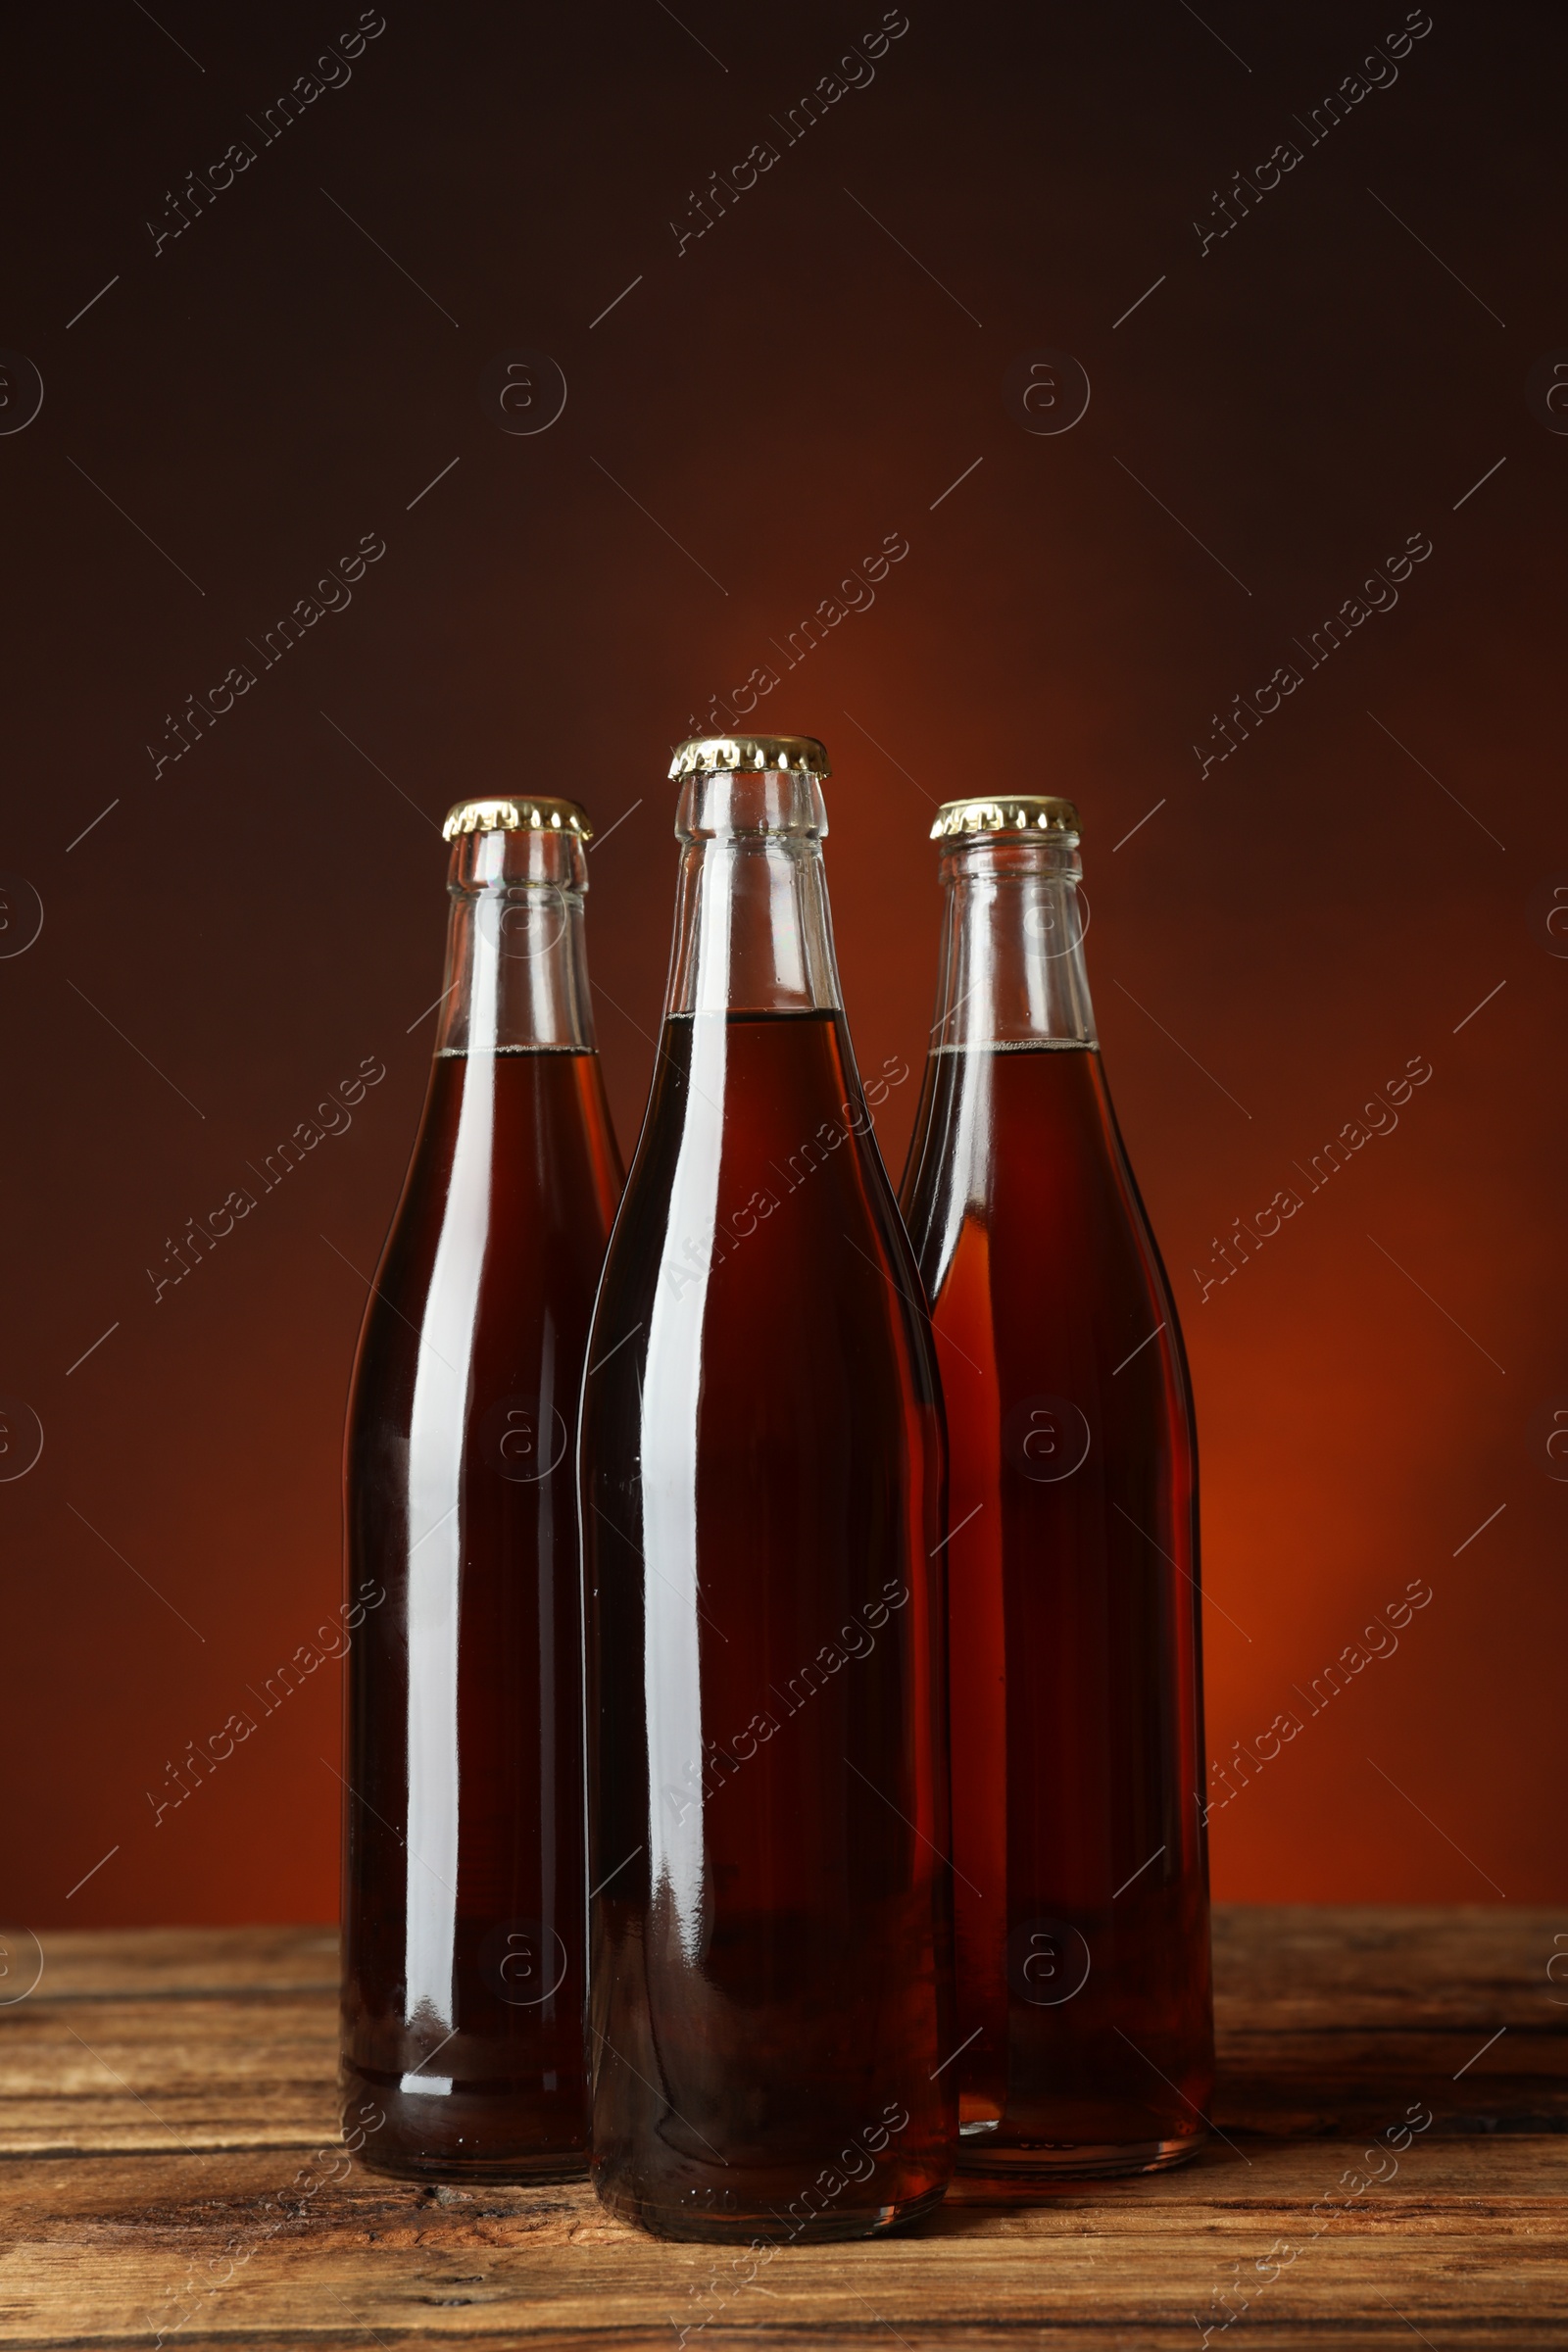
2 1908 1563 2346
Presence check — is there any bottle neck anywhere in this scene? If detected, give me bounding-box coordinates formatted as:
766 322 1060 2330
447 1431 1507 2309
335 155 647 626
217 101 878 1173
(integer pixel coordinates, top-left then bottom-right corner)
434 825 598 1054
929 834 1097 1051
663 769 842 1016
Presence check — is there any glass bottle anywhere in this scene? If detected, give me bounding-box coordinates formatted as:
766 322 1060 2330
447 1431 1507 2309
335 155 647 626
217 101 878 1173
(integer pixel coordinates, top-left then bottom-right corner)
341 794 623 2180
900 795 1213 2180
580 734 955 2242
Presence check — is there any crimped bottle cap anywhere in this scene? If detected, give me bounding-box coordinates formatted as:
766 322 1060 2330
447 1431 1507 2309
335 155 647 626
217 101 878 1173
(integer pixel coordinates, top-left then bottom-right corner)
668 734 831 781
442 796 593 842
931 795 1080 842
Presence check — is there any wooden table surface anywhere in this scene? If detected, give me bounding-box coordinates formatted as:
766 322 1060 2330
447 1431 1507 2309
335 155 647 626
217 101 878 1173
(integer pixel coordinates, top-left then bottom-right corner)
1 1907 1563 2347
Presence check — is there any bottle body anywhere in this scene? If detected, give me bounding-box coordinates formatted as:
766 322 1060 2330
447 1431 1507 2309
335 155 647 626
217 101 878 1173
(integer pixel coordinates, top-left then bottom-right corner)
901 808 1212 2179
341 806 621 2180
582 749 956 2240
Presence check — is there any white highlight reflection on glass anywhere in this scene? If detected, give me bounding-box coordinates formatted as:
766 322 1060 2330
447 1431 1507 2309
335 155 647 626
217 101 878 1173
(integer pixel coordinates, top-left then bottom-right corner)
641 851 732 1963
403 898 500 2032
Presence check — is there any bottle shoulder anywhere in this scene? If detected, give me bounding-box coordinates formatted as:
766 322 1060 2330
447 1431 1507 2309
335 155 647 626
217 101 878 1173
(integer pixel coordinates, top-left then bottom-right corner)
906 1047 1137 1231
350 1054 618 1404
587 1013 941 1422
905 1044 1186 1353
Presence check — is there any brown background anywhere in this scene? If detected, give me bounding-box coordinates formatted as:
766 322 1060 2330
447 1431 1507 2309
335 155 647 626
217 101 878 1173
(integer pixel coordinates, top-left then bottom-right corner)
2 0 1561 1928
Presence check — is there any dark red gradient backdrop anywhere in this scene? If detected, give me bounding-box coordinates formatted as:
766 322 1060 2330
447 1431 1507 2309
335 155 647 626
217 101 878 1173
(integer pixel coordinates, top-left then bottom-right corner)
3 1 1563 1927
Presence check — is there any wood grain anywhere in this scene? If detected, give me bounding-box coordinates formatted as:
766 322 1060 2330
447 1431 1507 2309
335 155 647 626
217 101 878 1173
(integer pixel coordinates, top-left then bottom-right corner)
0 1907 1563 2346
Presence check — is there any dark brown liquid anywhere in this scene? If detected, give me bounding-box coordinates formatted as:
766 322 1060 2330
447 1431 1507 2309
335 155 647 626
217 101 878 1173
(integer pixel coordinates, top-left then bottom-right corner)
342 1047 621 2179
582 1010 956 2240
902 1043 1212 2173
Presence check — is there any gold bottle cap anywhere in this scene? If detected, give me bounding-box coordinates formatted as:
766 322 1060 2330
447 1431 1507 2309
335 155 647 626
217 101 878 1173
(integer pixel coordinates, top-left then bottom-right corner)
442 795 593 843
668 734 831 781
930 795 1080 842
